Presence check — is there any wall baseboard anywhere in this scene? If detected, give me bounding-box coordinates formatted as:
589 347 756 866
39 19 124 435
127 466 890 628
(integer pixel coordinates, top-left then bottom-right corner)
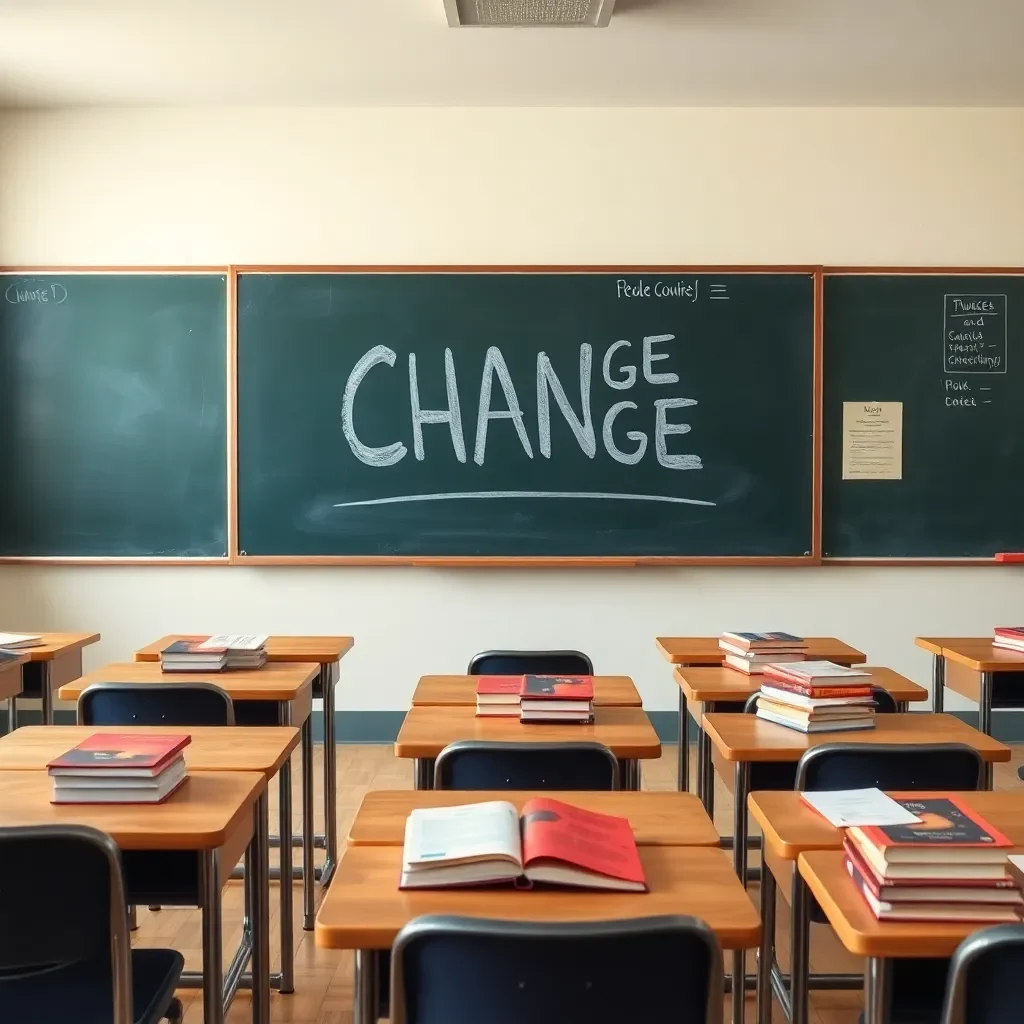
13 708 1023 744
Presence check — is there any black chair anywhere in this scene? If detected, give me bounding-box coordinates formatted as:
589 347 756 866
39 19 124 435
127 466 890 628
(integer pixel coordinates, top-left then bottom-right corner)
391 914 722 1024
468 651 594 676
0 824 183 1024
794 743 984 1024
939 923 1024 1024
78 682 235 727
434 741 619 791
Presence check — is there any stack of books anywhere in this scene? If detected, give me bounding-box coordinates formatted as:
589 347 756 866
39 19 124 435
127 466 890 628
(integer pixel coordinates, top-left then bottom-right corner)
46 734 191 804
993 627 1024 654
160 634 268 672
756 661 876 733
718 631 807 674
475 676 524 717
401 797 647 891
520 675 594 724
0 632 43 650
844 797 1023 923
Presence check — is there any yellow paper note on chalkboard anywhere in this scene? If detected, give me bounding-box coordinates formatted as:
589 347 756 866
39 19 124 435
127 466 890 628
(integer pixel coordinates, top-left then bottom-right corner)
842 402 903 480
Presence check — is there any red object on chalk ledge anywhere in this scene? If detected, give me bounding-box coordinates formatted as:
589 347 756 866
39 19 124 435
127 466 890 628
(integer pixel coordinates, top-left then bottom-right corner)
995 553 1024 563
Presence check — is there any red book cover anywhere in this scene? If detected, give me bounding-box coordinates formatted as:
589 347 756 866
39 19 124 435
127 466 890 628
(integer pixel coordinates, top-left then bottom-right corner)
763 678 874 699
475 675 525 696
520 797 646 886
994 627 1024 639
47 734 191 772
520 675 595 700
854 797 1013 851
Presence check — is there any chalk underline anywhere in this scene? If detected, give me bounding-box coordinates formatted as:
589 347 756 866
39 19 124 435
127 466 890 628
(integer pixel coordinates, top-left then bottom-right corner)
333 490 717 509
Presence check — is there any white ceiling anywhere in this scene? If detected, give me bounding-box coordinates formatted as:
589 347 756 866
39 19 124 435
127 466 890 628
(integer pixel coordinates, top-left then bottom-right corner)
1 0 1023 107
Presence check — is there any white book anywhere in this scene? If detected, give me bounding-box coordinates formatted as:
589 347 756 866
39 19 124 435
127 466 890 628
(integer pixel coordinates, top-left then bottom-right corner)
801 788 921 828
768 661 872 682
756 708 875 733
0 633 43 649
52 761 187 804
759 685 875 709
198 635 268 651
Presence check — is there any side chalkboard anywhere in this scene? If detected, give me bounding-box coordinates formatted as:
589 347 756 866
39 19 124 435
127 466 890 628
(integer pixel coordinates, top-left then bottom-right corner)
236 270 816 559
823 272 1024 558
0 273 227 557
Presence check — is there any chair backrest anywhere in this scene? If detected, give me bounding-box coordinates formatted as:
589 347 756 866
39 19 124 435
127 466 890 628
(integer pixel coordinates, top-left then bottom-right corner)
795 743 984 792
745 687 898 714
0 825 133 1024
940 924 1024 1024
434 741 619 791
78 682 235 727
468 651 594 676
391 914 721 1024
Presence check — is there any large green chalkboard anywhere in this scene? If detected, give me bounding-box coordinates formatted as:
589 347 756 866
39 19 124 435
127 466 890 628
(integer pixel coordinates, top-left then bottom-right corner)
237 271 815 558
0 273 227 557
823 273 1024 558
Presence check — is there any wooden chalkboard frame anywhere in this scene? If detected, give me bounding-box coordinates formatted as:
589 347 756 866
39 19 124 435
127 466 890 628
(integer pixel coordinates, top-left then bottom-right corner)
0 265 233 565
229 265 824 566
822 265 1024 567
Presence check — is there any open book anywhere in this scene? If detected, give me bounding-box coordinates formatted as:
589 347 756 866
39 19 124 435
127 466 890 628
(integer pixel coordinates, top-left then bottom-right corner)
400 798 647 892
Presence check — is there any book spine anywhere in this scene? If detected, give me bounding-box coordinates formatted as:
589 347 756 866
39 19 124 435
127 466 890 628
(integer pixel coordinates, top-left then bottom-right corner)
763 679 873 698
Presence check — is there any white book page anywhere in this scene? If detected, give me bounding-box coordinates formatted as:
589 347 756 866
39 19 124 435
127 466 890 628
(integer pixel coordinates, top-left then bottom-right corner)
198 635 268 650
403 801 522 869
802 789 921 828
0 633 42 646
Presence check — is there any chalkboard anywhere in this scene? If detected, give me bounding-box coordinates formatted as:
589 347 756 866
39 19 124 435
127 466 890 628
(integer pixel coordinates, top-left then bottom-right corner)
0 273 227 557
823 272 1024 558
237 271 815 558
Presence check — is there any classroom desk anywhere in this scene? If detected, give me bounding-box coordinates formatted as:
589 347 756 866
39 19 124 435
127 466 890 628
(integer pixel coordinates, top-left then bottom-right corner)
747 791 1024 1024
411 673 642 707
703 712 1011 887
915 636 1024 736
58 659 321 931
674 666 928 814
655 637 866 793
0 769 268 1024
0 651 28 704
316 844 761 1024
395 705 662 791
0 724 299 995
799 849 996 1024
347 790 720 847
134 634 355 893
5 632 101 728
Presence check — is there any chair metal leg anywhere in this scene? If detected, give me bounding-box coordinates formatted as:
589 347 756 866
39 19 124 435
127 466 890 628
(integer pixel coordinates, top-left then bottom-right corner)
249 788 271 1024
200 850 225 1024
278 704 295 994
320 661 340 889
932 653 945 713
864 958 891 1024
39 661 53 725
301 714 316 930
5 695 16 734
756 839 776 1024
414 757 433 790
353 950 378 1024
789 871 811 1024
128 905 138 931
677 687 689 792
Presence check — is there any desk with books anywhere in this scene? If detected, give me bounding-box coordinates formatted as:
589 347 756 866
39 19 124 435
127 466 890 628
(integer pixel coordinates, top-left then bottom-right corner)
395 705 661 790
0 768 269 1024
316 844 761 1024
748 790 1024 1024
0 723 300 996
134 633 355 893
413 673 642 708
58 659 321 930
656 636 866 793
676 665 928 815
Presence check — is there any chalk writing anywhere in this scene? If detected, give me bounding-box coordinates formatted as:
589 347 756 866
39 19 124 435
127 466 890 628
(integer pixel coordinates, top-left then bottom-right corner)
943 293 1007 374
4 280 68 305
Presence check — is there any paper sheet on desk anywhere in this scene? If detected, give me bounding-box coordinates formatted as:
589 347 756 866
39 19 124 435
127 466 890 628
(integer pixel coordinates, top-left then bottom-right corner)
801 788 922 828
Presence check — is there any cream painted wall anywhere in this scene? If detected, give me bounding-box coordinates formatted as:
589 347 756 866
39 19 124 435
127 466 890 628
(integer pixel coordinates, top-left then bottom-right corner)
2 107 1023 712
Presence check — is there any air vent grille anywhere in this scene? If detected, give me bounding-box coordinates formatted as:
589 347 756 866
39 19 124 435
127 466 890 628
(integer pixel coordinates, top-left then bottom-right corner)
444 0 615 26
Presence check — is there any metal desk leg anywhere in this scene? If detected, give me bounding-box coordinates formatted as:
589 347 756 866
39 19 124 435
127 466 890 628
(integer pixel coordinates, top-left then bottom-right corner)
932 654 945 713
5 695 16 733
414 757 433 790
301 715 316 930
200 850 225 1024
249 789 271 1024
756 841 776 1024
39 662 53 725
864 958 891 1024
896 701 909 713
320 662 340 888
733 762 750 886
980 670 994 788
353 950 379 1024
677 688 689 792
789 871 811 1024
278 705 295 994
701 702 716 820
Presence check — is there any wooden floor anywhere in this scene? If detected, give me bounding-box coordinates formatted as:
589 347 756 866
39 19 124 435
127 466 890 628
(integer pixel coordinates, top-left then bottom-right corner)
136 742 1024 1023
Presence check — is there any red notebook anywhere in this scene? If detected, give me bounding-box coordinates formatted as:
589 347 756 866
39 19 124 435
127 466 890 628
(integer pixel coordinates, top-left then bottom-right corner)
520 675 595 701
47 734 191 777
475 676 525 696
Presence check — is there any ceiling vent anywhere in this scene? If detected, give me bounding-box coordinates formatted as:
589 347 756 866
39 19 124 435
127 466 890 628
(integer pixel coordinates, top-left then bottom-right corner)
443 0 616 26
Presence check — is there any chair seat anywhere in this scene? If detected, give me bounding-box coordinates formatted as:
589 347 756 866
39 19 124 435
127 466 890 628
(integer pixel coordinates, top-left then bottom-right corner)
0 948 184 1024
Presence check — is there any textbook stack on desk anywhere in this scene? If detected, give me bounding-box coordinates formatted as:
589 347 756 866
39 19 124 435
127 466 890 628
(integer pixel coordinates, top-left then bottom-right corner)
0 632 43 650
400 797 647 891
475 675 523 717
519 675 594 723
46 733 191 804
844 796 1022 923
718 631 807 674
992 626 1024 653
756 661 875 733
160 633 268 671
